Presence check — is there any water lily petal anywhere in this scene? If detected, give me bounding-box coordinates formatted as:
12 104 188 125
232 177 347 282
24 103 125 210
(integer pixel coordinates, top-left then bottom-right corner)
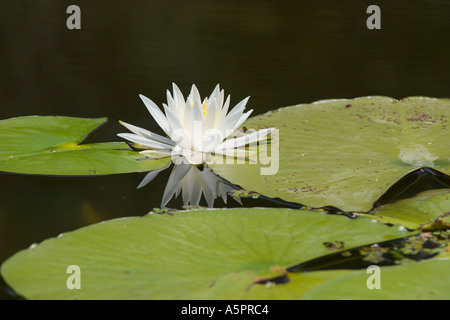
209 84 220 102
119 121 175 146
192 96 204 121
232 109 253 132
216 128 274 151
218 109 245 139
219 97 250 136
216 89 224 113
139 94 171 136
225 96 250 121
189 84 202 106
166 89 174 107
139 149 173 158
163 104 183 135
117 133 175 150
172 82 185 114
204 97 218 130
217 95 231 125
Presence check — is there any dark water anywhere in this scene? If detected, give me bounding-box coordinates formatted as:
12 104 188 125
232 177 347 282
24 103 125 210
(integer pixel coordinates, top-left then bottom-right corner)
1 0 450 299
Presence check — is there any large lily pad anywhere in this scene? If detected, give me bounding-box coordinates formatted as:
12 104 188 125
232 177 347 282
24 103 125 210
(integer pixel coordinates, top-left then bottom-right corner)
209 96 450 212
1 208 412 300
0 116 169 175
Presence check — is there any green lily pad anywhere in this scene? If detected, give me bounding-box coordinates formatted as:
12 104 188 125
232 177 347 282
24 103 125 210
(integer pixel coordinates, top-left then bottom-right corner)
0 116 169 175
366 189 450 229
209 96 450 212
302 259 450 300
1 208 412 300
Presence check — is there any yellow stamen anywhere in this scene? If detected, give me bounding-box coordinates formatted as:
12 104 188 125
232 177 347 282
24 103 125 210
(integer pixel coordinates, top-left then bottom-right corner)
202 98 208 115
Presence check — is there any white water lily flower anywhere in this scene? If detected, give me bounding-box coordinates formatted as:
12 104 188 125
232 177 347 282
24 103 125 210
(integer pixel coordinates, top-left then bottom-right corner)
118 83 274 165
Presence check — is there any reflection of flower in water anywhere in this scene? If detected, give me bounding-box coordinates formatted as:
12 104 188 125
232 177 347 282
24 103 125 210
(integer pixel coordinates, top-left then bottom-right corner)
138 162 241 208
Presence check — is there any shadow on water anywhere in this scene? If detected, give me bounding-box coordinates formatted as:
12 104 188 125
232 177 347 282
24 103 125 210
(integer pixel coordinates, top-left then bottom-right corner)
374 167 450 206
